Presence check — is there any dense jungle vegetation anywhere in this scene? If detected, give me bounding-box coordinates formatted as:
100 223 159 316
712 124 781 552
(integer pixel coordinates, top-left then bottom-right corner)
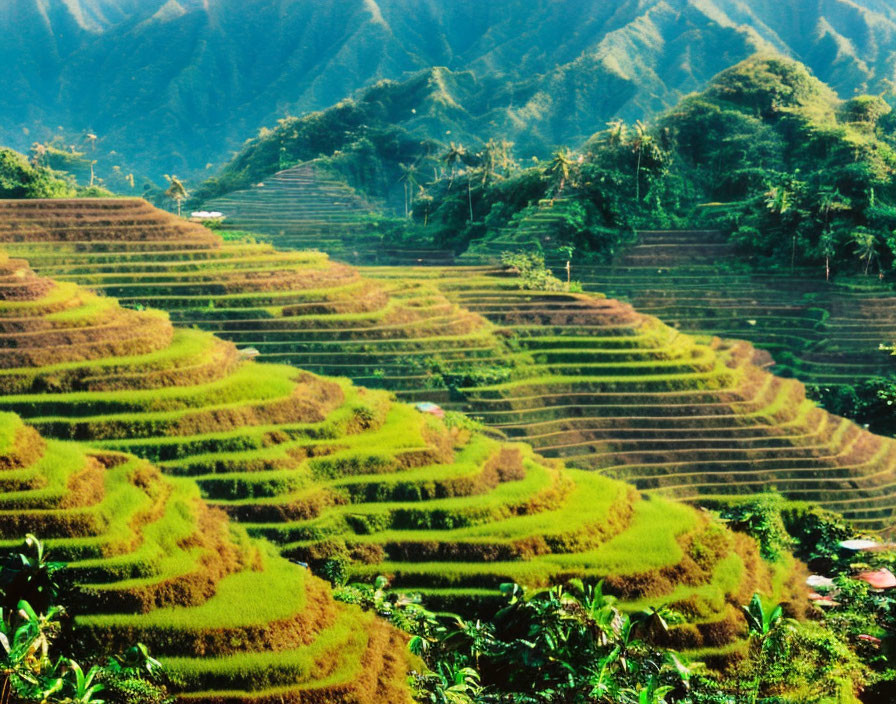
398 55 896 277
0 148 111 199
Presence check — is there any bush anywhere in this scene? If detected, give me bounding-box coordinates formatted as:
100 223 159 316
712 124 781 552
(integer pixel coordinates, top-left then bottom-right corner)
500 252 565 291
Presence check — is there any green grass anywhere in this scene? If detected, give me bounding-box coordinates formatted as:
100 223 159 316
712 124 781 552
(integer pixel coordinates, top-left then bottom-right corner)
76 541 309 630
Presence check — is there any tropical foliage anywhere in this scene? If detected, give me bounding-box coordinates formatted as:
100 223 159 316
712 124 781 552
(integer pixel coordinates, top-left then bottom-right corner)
337 561 870 704
0 536 173 704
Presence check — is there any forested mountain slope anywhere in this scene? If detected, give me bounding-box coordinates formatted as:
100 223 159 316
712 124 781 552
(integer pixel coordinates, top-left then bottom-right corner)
6 0 896 183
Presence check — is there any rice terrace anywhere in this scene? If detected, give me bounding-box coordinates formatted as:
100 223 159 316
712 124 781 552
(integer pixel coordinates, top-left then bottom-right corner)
7 2 896 703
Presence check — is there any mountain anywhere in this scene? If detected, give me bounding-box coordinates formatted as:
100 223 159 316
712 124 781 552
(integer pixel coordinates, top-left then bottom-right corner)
6 0 896 184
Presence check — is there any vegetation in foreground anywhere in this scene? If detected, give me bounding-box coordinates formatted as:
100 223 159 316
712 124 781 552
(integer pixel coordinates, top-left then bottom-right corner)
0 535 174 704
6 497 895 704
334 496 896 704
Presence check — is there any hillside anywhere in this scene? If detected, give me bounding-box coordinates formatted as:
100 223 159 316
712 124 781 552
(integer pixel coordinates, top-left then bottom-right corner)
0 233 805 661
4 199 896 535
7 0 896 183
400 55 896 272
0 409 412 699
206 55 896 286
548 229 896 386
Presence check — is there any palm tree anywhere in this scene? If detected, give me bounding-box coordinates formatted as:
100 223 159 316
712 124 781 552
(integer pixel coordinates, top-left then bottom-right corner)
417 188 434 227
816 189 849 280
818 187 848 224
29 143 47 167
605 119 627 148
852 228 878 275
765 185 797 268
397 163 419 218
631 120 654 201
163 175 188 217
441 142 466 190
467 166 475 223
547 149 574 195
478 138 515 186
820 228 835 282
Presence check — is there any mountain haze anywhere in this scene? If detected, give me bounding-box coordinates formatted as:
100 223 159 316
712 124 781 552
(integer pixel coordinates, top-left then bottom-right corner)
5 0 896 182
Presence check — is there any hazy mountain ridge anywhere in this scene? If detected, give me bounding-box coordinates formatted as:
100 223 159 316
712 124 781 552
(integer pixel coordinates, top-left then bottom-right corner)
5 0 896 183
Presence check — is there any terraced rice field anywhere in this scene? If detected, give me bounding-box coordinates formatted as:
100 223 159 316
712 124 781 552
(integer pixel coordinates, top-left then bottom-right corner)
366 266 896 530
574 231 896 385
201 162 454 266
4 199 896 532
0 408 412 703
0 198 493 398
463 209 896 385
0 250 793 656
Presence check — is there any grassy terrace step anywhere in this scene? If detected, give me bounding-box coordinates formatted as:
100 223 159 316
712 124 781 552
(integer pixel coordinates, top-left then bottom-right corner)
550 231 894 385
201 161 452 265
462 218 896 383
0 241 795 653
0 200 497 399
367 267 896 528
5 200 895 528
0 411 413 703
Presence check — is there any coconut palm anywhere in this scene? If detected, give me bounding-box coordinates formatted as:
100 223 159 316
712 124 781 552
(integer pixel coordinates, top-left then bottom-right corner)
417 188 434 227
814 189 850 279
547 149 574 195
29 143 47 167
765 184 798 268
163 176 188 217
397 163 419 218
820 228 836 282
606 119 627 148
631 120 654 201
558 244 575 285
441 142 466 190
478 138 515 186
852 228 878 275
